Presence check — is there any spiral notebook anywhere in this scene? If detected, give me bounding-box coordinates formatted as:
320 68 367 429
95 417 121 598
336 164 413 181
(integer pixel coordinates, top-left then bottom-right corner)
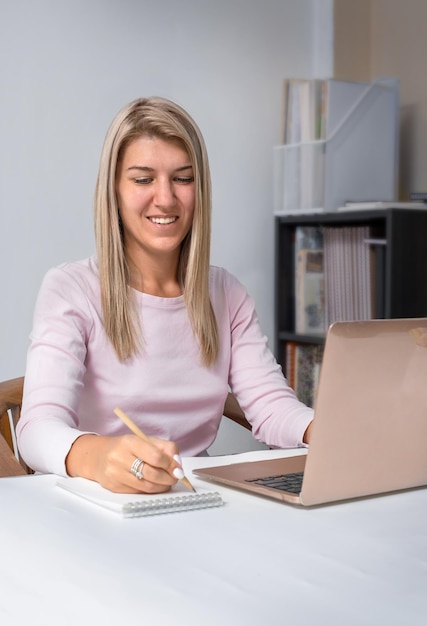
57 477 223 517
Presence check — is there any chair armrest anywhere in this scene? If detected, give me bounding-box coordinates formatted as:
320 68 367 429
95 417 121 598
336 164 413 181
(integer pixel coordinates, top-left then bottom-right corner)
0 376 24 416
0 377 32 474
0 432 26 477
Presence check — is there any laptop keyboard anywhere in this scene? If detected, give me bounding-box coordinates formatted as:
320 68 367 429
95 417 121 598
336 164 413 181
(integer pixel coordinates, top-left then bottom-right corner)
245 472 304 494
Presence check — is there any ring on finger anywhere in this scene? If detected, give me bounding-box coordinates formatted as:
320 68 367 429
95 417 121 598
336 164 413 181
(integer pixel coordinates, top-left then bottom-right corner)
130 457 144 480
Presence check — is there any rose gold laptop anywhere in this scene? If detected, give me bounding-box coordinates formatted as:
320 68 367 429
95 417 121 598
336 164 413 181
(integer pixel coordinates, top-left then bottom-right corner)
194 319 427 506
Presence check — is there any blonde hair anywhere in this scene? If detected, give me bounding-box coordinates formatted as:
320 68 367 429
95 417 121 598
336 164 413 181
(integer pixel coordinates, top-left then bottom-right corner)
94 97 218 365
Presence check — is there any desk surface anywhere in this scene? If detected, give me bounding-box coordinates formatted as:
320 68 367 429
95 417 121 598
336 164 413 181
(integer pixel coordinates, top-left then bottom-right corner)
1 448 426 626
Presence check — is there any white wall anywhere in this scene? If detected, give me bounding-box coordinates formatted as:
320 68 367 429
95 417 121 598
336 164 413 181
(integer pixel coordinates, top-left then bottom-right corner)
0 0 332 449
370 0 427 200
333 0 427 202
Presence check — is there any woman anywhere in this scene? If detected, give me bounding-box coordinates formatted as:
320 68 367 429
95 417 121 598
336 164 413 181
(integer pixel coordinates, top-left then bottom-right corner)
17 97 313 493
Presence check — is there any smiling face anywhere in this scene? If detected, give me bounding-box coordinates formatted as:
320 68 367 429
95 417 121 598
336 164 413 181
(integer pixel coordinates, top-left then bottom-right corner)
116 135 196 272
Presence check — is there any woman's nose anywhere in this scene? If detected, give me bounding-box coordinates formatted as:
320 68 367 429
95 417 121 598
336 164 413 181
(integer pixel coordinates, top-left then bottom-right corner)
154 178 175 208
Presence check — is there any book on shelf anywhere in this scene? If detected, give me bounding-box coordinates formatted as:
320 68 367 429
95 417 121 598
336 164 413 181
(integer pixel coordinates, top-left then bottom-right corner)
295 249 325 335
286 342 324 408
286 341 297 390
294 227 325 335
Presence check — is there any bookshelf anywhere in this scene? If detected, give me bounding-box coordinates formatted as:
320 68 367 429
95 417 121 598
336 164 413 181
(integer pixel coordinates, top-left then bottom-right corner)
275 208 427 406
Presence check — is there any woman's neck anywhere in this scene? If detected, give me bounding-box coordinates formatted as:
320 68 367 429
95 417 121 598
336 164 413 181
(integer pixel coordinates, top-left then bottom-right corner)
126 252 182 298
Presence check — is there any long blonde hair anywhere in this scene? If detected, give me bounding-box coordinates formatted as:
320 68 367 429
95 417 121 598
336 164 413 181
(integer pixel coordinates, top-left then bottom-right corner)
94 97 218 365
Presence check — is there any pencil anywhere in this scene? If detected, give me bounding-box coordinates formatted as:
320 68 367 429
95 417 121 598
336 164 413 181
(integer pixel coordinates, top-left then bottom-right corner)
113 407 196 492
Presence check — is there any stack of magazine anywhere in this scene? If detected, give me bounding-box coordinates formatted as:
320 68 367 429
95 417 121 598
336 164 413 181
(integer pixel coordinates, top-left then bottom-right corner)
322 225 373 327
294 225 377 333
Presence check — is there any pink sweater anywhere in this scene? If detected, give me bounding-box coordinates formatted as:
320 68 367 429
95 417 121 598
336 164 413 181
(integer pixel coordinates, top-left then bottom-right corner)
17 258 313 475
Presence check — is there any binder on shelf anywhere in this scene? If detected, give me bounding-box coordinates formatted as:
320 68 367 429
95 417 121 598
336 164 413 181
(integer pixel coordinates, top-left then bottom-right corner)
274 78 399 215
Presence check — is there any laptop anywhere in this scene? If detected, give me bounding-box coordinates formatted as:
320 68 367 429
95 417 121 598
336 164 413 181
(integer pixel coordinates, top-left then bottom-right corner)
194 318 427 506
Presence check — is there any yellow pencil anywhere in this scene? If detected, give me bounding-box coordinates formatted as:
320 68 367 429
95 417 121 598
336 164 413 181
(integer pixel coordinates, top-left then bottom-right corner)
113 407 196 492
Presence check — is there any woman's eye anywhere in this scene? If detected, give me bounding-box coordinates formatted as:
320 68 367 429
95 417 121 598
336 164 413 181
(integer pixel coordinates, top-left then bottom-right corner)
133 175 194 185
175 176 194 184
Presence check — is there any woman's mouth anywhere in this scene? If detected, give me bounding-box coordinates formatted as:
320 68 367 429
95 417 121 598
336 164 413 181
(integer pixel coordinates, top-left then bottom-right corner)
148 216 178 225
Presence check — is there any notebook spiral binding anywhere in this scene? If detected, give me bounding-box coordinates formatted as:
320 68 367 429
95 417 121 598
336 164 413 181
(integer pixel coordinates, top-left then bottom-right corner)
123 491 224 517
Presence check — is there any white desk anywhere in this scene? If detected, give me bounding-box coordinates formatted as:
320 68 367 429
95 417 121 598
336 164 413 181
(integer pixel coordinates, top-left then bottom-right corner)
1 448 426 626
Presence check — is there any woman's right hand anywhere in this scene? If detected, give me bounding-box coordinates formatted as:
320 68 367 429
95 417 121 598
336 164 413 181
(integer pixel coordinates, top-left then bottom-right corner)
65 433 184 494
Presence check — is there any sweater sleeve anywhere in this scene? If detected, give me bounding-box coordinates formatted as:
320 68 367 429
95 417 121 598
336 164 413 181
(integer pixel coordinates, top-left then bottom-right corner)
17 265 96 476
223 270 314 448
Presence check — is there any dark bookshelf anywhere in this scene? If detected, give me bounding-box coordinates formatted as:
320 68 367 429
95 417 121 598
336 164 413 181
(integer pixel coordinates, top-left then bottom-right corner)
275 208 427 368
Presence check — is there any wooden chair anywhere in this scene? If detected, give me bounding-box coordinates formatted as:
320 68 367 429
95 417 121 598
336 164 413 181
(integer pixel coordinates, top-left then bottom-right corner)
0 377 27 476
0 376 250 477
223 391 251 432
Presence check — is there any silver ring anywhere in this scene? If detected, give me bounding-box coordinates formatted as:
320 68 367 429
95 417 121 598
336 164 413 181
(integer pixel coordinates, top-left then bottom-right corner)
130 457 144 480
